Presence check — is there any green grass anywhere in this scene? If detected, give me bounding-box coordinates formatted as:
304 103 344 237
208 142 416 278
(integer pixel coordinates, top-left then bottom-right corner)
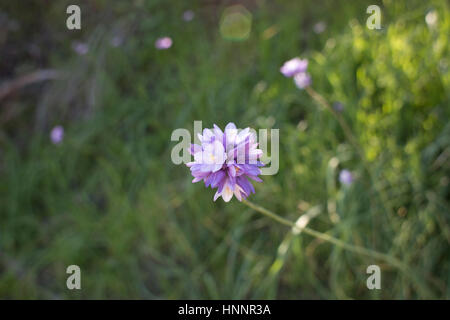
0 0 449 299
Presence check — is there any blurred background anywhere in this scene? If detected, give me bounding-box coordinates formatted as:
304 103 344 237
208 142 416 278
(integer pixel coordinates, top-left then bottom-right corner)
0 0 449 299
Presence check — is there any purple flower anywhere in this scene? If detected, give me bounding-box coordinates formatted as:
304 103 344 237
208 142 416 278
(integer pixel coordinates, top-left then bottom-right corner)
339 169 353 185
294 72 311 89
183 10 195 22
281 57 312 89
50 125 64 144
333 102 344 112
155 37 172 50
187 123 264 202
313 21 326 34
72 42 89 55
110 35 123 47
280 57 308 77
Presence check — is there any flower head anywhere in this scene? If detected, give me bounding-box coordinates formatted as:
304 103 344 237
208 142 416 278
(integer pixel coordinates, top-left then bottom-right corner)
333 102 344 112
281 57 311 89
110 35 123 47
294 72 312 89
313 21 326 34
72 42 89 55
155 37 172 50
183 10 195 22
339 169 353 185
187 123 264 202
280 57 308 78
50 125 64 144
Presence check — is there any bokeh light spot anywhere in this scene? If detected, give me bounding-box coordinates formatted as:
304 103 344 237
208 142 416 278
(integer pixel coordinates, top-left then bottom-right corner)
219 5 252 41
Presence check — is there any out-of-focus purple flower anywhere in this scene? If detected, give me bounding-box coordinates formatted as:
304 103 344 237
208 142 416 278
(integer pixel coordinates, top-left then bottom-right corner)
280 57 312 90
155 37 172 50
339 169 353 185
187 123 264 202
294 72 311 89
333 102 344 112
183 10 195 22
313 21 327 34
50 125 64 144
72 42 89 55
280 57 308 78
110 35 123 47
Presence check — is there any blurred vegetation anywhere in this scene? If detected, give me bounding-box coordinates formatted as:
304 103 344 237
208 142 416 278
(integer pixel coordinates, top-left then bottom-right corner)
0 0 448 299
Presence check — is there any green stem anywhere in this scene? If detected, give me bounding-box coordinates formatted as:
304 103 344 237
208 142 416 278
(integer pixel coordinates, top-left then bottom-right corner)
242 199 433 297
242 199 403 269
306 87 360 151
305 87 395 221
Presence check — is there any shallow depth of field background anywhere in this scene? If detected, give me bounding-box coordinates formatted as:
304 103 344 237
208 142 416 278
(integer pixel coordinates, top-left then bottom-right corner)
0 0 449 299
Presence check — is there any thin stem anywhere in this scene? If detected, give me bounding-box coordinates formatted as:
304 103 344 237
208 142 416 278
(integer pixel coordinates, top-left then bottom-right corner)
242 199 402 269
242 199 433 297
305 86 395 221
306 87 360 151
